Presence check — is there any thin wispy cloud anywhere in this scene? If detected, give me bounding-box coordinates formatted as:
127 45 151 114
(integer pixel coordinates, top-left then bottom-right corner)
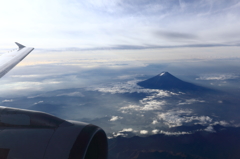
196 74 239 80
33 101 43 105
57 92 85 97
178 99 205 105
1 0 240 49
2 99 13 103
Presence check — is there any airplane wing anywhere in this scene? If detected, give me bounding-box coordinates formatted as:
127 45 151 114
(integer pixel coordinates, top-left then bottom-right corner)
0 42 34 78
0 43 108 159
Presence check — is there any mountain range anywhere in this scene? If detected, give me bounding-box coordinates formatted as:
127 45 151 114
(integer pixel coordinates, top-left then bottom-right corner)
108 125 240 159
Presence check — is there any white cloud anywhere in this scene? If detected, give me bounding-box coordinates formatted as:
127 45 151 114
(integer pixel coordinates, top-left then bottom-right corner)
196 74 238 80
0 79 63 96
10 75 43 78
57 92 85 97
2 99 13 103
157 109 213 127
119 105 141 113
152 120 158 125
159 130 192 135
152 129 159 134
112 128 193 137
119 100 166 113
157 109 192 127
112 128 134 137
88 80 143 94
204 126 215 132
109 116 123 121
116 74 143 80
121 128 133 132
87 80 178 96
92 80 179 114
34 101 43 105
193 116 212 125
213 120 229 126
141 100 166 111
219 121 229 126
112 132 127 137
140 130 148 135
178 99 205 105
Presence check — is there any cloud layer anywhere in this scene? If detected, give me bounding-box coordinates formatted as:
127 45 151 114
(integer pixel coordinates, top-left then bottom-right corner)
1 0 240 49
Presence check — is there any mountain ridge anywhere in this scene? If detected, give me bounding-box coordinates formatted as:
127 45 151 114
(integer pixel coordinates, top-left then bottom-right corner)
108 125 240 159
137 72 211 92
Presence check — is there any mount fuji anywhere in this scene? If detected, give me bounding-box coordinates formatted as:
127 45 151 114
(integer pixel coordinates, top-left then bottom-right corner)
137 72 211 92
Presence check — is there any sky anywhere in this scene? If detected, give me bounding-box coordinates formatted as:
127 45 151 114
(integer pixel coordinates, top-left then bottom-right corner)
0 0 240 49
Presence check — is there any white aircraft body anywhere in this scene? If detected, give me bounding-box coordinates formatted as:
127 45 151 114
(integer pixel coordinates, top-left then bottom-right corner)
0 43 107 159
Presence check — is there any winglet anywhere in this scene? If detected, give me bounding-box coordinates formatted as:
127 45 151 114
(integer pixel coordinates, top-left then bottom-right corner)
15 42 25 50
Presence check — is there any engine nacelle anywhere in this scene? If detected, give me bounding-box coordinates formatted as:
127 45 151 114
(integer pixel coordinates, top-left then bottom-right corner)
0 106 108 159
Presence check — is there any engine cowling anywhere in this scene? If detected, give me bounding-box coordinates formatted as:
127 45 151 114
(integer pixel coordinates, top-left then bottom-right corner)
0 106 108 159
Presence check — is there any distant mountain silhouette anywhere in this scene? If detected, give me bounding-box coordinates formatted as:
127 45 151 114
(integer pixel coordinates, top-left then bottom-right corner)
108 125 240 159
137 72 210 92
109 149 200 159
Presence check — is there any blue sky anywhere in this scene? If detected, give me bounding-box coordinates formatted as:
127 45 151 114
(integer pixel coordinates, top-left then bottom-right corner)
1 0 240 49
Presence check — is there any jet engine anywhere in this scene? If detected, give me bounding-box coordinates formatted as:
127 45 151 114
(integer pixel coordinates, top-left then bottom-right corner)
0 106 108 159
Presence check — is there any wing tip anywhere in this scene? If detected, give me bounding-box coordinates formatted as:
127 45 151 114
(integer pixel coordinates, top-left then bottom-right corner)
15 42 25 50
